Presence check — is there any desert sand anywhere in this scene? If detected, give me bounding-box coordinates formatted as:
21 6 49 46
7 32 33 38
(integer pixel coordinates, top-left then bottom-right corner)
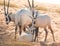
0 0 60 46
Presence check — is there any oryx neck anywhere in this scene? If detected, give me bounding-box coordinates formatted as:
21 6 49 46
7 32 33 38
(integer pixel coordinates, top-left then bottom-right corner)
10 13 15 22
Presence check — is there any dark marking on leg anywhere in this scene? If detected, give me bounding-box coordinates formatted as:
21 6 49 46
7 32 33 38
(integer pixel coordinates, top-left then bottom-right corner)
19 25 22 35
15 25 17 39
44 28 48 42
34 27 38 42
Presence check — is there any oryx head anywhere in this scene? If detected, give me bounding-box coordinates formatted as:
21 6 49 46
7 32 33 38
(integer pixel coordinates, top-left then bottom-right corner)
27 0 38 19
4 0 11 24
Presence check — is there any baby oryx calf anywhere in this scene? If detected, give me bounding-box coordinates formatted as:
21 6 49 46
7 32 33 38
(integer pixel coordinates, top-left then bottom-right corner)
33 11 55 42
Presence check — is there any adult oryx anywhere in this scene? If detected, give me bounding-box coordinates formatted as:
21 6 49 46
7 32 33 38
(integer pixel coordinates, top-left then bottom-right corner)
3 0 55 42
3 0 21 39
26 0 55 42
3 0 36 40
33 11 55 42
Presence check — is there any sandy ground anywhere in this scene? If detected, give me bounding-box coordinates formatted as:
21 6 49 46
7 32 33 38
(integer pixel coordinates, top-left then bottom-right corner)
0 0 60 46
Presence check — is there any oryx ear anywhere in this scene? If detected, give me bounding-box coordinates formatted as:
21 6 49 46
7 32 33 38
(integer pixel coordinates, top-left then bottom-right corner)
28 15 34 20
9 12 12 15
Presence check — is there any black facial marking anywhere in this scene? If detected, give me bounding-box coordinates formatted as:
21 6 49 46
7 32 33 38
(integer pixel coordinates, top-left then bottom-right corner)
8 15 11 21
5 15 11 22
5 13 7 16
6 17 8 21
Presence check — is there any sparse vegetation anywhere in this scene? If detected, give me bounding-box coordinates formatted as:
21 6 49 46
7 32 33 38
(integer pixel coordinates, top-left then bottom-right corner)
36 6 60 13
35 6 47 11
55 8 60 13
0 0 60 46
0 0 19 8
0 0 60 13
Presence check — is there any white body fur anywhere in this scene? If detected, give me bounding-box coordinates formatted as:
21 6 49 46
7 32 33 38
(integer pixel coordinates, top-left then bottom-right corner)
8 8 55 41
9 8 32 26
14 8 37 31
34 14 51 28
8 8 33 39
17 8 32 26
33 12 55 41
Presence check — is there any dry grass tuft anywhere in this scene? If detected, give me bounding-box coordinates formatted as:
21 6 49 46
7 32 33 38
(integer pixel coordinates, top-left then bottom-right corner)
55 8 60 13
35 6 47 11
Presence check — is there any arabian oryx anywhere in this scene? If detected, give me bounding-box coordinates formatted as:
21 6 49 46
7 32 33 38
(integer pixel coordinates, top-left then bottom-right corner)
25 0 55 42
32 11 55 42
3 0 36 39
3 0 20 39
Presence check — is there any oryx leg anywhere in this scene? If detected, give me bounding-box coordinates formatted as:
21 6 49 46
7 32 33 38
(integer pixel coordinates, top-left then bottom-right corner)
20 26 24 34
24 27 26 31
34 27 38 42
23 25 27 32
15 25 18 39
44 28 48 42
48 25 55 41
19 25 22 35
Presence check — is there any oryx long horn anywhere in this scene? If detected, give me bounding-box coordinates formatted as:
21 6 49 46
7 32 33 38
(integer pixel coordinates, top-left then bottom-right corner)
7 0 10 15
28 0 31 9
4 0 7 15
